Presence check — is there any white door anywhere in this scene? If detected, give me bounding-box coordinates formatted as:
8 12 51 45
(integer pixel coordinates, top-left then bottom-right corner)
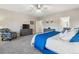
36 20 43 33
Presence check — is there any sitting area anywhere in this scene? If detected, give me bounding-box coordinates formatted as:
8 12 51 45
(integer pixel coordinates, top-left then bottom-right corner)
0 28 17 41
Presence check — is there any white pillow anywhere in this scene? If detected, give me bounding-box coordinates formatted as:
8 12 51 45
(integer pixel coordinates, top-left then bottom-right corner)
59 29 77 41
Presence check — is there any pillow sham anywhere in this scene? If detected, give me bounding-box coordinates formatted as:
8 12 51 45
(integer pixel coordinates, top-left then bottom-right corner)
59 28 77 41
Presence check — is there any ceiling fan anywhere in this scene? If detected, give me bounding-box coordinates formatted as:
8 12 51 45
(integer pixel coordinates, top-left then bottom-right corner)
31 4 47 10
34 4 43 9
28 4 48 13
33 4 48 13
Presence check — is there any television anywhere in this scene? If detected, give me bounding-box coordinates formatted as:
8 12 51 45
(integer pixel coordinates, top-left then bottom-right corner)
22 24 29 29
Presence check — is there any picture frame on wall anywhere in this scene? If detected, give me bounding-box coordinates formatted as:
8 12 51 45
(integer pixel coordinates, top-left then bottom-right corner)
30 21 34 25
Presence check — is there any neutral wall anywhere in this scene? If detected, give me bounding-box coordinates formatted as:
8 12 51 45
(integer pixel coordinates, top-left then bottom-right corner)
42 17 61 31
1 8 79 33
42 8 79 31
0 9 36 33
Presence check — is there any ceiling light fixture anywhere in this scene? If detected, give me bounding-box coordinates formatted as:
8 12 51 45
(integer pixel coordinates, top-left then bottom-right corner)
34 4 43 9
34 4 43 13
30 4 44 13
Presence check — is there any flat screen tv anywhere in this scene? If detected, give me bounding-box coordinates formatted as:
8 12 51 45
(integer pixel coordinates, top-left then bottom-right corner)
22 24 29 29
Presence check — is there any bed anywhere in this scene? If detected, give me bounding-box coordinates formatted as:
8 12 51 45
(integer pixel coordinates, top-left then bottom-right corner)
31 31 60 54
31 29 79 54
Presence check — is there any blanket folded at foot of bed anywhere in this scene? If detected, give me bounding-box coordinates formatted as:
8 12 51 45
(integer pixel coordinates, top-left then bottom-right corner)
34 31 60 54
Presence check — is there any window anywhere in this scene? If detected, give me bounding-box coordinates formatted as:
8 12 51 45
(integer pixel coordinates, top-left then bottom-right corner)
60 16 70 29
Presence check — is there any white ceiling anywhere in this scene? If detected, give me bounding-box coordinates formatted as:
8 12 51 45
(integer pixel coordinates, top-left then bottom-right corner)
0 4 79 17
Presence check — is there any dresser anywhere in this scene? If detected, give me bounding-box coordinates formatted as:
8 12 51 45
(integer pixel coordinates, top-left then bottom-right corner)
44 28 56 32
20 29 32 36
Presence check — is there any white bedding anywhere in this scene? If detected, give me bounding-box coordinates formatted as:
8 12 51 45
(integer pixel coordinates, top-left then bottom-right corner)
31 28 79 54
46 36 79 54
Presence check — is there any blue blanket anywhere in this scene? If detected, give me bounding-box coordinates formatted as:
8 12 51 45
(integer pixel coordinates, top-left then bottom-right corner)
70 33 79 42
34 31 60 54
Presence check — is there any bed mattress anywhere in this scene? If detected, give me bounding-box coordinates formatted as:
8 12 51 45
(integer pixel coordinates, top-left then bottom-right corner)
46 36 79 54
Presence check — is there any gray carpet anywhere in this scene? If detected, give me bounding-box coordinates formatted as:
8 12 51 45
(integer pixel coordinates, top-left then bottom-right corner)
0 35 41 54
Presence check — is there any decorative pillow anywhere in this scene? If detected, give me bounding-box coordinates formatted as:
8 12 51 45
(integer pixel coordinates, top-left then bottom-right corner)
59 28 77 41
